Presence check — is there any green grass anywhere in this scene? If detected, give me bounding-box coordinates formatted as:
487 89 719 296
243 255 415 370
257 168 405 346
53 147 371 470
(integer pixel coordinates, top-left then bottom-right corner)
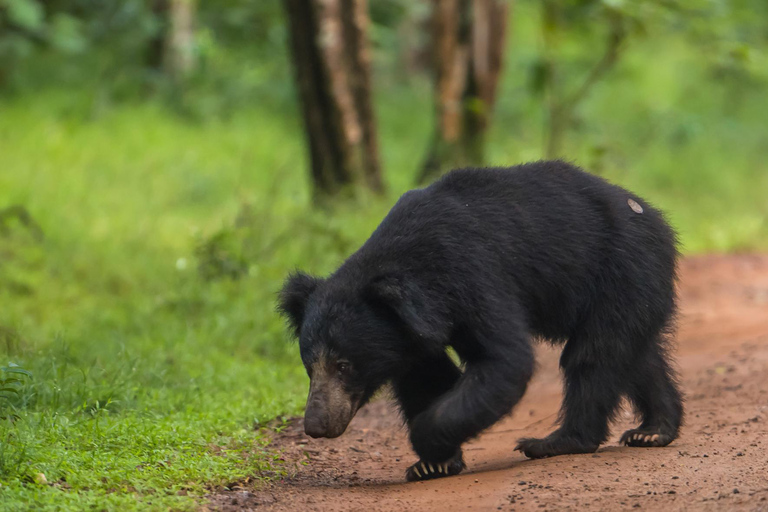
1 15 767 511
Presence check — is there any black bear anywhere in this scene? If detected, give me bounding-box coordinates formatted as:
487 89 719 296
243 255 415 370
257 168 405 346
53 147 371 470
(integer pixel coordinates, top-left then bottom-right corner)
278 160 683 482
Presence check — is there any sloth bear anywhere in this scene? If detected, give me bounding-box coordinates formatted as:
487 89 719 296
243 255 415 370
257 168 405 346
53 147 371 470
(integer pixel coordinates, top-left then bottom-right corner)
278 160 683 482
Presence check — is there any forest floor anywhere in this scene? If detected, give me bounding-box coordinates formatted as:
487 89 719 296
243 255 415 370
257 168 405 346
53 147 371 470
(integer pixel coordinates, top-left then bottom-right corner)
209 254 768 511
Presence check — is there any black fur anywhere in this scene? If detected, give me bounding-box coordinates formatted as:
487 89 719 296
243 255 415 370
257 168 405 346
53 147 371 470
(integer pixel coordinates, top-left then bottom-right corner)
277 272 323 336
278 160 684 477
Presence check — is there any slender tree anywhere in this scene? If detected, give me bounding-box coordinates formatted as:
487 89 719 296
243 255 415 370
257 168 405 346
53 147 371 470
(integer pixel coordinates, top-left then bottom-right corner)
419 0 509 184
283 0 384 201
147 0 197 79
540 0 626 158
167 0 197 79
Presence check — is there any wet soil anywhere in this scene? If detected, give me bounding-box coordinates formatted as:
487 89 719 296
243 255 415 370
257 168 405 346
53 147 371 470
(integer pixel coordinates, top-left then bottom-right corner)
209 254 768 511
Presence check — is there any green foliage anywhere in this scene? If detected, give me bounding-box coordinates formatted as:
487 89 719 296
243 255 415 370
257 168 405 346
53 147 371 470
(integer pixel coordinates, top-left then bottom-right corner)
0 363 32 416
3 0 44 30
494 1 768 250
0 94 405 510
0 0 88 87
198 0 285 50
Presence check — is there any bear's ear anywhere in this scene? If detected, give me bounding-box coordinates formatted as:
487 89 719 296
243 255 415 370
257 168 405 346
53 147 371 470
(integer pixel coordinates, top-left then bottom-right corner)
277 271 322 337
364 275 445 342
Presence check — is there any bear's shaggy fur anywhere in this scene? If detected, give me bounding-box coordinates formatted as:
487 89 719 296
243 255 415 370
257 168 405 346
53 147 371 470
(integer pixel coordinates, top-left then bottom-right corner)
279 160 683 481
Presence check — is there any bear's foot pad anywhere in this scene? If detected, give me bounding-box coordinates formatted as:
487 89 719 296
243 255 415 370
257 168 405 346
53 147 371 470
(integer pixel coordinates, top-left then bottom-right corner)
620 428 674 447
405 452 465 482
515 433 599 459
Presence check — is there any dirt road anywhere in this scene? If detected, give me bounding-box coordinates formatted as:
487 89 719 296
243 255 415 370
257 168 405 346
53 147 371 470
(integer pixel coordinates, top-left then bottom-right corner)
211 254 768 511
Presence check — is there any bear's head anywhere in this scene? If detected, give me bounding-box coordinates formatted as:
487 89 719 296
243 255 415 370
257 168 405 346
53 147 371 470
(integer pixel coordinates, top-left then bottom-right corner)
277 270 449 438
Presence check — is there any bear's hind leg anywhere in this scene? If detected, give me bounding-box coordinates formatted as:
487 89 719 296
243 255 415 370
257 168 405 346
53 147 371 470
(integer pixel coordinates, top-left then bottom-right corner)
516 334 625 459
393 352 465 481
620 338 683 448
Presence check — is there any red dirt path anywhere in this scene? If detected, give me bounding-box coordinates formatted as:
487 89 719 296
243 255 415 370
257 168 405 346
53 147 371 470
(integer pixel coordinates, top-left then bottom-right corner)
210 254 768 511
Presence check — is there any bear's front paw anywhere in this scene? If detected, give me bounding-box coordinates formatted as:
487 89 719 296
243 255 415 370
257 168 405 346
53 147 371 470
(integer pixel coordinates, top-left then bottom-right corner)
516 431 599 459
405 450 465 482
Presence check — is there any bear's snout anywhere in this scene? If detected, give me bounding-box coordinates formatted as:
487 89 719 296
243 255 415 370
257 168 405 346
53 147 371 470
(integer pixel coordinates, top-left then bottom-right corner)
303 407 329 438
303 393 353 438
304 423 326 438
303 361 360 438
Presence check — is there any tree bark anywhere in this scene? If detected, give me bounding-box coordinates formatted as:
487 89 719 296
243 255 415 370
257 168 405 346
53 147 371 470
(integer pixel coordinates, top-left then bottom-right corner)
419 0 509 184
283 0 384 202
146 0 197 79
167 0 197 79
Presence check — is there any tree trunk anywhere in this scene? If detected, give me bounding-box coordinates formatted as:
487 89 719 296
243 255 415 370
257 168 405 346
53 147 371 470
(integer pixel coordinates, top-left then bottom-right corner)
167 0 197 79
147 0 197 79
419 0 509 184
283 0 384 202
147 0 170 71
541 0 563 159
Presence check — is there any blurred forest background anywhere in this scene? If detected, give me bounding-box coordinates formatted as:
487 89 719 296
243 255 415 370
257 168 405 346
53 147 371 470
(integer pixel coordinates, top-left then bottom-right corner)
1 0 767 509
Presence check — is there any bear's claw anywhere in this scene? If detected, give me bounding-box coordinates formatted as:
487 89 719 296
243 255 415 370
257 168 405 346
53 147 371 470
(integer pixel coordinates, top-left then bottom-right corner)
405 451 465 482
619 429 673 447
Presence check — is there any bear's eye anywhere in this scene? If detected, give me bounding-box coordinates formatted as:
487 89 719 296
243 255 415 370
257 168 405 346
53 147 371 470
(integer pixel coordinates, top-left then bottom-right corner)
336 361 351 376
